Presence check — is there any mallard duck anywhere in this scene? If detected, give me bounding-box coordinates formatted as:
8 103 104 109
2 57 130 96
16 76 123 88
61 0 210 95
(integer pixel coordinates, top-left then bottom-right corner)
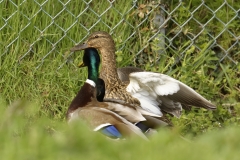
70 31 216 119
67 48 149 139
79 63 172 127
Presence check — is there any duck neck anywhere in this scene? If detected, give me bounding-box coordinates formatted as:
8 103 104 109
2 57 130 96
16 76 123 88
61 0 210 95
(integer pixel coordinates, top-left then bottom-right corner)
87 58 99 84
99 47 120 84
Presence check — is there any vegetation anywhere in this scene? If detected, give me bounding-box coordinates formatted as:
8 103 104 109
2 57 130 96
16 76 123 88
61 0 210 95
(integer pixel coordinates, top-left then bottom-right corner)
0 0 239 159
1 100 240 160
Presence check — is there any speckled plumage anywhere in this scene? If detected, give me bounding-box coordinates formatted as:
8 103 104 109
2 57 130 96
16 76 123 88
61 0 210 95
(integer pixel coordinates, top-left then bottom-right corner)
71 31 216 120
71 32 141 108
66 48 148 139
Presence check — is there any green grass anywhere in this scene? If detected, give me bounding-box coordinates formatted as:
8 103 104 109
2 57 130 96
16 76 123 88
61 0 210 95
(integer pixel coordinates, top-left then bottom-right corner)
0 100 240 160
0 0 239 159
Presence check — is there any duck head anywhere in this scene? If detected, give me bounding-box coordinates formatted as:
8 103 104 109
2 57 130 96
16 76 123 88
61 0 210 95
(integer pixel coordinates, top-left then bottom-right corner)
82 48 101 83
70 31 115 52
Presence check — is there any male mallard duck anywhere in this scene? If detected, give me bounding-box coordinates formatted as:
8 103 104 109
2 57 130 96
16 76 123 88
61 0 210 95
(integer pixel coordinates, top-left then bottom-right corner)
70 31 216 118
67 48 148 139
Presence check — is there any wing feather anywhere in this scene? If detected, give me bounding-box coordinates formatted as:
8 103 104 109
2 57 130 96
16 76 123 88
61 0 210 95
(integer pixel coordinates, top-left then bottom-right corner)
104 102 146 123
126 72 216 117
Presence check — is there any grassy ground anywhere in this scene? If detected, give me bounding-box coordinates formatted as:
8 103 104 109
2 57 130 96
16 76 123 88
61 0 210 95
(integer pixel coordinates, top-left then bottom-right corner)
0 100 240 160
0 0 239 159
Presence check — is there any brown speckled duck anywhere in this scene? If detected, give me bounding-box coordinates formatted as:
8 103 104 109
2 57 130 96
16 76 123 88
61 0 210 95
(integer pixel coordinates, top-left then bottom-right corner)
70 31 217 119
67 48 148 139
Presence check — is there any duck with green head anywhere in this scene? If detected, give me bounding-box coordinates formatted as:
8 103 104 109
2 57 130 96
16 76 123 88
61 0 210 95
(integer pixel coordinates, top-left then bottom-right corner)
70 31 217 120
66 48 148 139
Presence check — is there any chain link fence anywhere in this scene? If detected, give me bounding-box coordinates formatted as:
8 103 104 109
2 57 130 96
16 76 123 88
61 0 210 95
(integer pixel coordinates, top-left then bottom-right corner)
0 0 239 70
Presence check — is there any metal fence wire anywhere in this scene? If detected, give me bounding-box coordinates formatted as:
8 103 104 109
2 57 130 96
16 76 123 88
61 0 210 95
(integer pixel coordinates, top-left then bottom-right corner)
0 0 239 70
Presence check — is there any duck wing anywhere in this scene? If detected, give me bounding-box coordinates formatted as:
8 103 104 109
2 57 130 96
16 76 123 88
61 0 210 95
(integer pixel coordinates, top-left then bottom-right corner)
117 67 144 82
69 107 148 140
101 101 146 123
126 72 216 117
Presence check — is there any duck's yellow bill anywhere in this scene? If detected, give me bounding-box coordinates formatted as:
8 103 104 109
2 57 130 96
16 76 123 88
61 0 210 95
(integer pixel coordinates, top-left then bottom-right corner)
78 62 86 68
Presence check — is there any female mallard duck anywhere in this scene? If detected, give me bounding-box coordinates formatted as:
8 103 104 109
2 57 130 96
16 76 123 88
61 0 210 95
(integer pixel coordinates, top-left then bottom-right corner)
70 31 216 118
77 48 169 133
66 48 150 139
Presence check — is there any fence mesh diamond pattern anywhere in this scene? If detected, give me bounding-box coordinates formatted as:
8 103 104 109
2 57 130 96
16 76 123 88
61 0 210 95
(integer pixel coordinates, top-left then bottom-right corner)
1 0 239 70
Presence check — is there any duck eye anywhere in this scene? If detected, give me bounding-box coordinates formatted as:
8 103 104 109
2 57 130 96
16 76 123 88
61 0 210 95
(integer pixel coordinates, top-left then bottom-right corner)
94 35 99 38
